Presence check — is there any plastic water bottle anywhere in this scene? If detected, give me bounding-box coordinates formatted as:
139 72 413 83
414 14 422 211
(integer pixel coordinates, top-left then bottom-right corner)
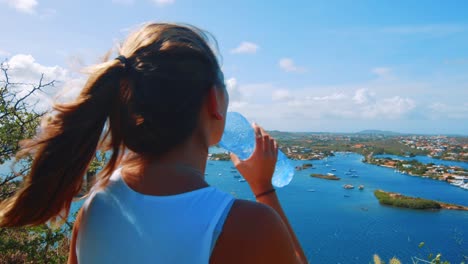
219 112 294 187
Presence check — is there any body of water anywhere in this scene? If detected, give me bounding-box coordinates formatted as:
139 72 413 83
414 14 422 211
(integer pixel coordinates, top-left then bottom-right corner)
64 153 467 263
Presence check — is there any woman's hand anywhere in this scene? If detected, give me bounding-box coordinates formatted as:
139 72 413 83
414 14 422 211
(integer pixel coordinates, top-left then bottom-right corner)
230 123 278 195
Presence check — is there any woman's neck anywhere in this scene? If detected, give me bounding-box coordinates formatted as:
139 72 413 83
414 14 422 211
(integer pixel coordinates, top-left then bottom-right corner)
121 136 211 196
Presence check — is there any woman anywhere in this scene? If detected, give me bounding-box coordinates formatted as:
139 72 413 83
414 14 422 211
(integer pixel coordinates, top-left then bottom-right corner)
0 23 308 263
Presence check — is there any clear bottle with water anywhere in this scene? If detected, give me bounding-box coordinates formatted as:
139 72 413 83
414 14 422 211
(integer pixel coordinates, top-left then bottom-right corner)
219 112 294 187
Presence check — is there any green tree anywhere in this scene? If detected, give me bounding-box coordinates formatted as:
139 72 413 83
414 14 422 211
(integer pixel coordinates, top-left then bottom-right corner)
0 61 71 263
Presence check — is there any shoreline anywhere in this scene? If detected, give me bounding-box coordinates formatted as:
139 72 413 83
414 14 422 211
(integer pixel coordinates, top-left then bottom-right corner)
364 155 468 190
210 150 468 163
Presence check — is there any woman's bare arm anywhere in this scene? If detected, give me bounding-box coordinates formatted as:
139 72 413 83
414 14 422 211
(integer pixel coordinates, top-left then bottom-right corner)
67 208 83 264
230 124 308 264
210 199 301 264
256 191 308 263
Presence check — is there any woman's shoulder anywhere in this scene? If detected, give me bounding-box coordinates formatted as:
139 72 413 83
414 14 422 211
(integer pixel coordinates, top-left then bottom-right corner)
223 199 286 236
210 199 297 264
230 199 277 219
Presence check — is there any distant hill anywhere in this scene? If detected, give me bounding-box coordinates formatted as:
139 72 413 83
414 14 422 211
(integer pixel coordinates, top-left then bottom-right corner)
268 130 403 139
268 129 464 137
357 130 401 136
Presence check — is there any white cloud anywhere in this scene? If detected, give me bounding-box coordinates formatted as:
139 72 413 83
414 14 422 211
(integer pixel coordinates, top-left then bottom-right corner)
1 0 38 14
220 69 467 133
272 90 293 102
429 102 468 119
150 0 175 6
7 54 68 86
225 78 420 131
311 92 346 101
225 78 242 103
353 88 374 105
2 54 83 111
361 96 416 119
0 48 10 57
371 67 392 78
279 58 307 73
230 42 259 54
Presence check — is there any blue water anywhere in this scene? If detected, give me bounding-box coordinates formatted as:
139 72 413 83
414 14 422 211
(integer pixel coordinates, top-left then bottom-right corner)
49 153 468 263
204 153 468 263
374 154 468 170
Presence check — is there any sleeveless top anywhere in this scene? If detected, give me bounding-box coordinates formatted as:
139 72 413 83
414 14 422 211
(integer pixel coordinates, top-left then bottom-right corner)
76 168 236 264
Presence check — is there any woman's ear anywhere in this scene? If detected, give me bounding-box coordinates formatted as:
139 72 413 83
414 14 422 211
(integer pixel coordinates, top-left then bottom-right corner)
207 87 224 120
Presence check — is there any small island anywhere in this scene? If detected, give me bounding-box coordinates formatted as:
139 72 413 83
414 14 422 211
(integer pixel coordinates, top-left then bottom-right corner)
374 190 468 211
310 173 341 180
208 153 231 161
296 163 314 170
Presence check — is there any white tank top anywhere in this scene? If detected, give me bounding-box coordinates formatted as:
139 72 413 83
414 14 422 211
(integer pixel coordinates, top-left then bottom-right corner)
76 168 235 264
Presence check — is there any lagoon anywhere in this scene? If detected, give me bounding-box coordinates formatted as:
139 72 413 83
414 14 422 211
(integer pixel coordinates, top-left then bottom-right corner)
66 152 467 263
202 153 468 263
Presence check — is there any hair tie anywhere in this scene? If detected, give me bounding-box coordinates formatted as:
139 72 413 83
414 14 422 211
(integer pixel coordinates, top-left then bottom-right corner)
255 188 276 199
115 55 129 70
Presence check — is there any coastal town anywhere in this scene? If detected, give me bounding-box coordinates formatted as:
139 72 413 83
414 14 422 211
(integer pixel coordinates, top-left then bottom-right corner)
366 156 468 190
209 131 468 190
397 135 468 162
269 131 468 162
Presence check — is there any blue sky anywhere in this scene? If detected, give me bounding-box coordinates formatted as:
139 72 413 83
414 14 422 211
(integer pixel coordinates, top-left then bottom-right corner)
1 0 467 134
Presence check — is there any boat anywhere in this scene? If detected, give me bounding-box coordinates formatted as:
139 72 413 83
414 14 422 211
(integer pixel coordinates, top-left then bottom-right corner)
327 173 335 176
451 181 463 186
238 179 246 182
343 184 354 189
351 174 359 178
307 189 315 192
331 169 336 172
218 173 222 176
358 185 364 190
325 164 331 167
233 175 241 178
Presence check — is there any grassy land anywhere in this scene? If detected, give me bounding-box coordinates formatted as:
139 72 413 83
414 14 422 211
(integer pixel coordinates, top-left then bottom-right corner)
209 153 231 161
310 173 341 180
273 134 428 158
374 190 441 210
374 190 468 211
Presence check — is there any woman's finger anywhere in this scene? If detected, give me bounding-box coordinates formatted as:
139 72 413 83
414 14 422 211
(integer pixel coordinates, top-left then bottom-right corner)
253 123 262 138
262 134 270 154
259 127 270 153
253 124 263 154
273 140 278 157
269 138 276 156
230 152 241 166
259 126 268 137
